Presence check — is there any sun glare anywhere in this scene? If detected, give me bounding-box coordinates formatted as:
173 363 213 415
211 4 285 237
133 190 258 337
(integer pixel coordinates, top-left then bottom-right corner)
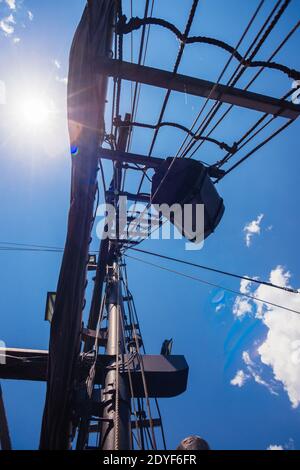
5 86 67 157
14 93 55 132
19 98 50 125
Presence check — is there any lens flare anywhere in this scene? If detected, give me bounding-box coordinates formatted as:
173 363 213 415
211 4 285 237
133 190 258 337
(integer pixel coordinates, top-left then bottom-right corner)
70 145 79 156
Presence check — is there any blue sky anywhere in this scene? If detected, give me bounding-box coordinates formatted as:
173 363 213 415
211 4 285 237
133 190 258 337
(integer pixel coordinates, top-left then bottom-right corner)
0 0 300 450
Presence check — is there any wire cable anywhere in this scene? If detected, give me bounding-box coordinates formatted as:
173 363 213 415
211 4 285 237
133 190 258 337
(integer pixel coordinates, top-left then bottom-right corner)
175 0 266 161
219 117 294 178
182 2 297 162
147 0 200 157
122 0 267 245
125 0 200 242
125 254 300 316
115 118 237 153
127 246 298 294
178 0 286 160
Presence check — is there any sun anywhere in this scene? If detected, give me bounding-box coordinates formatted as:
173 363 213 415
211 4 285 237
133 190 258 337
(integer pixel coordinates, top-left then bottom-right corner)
5 85 67 157
14 93 56 132
19 97 51 126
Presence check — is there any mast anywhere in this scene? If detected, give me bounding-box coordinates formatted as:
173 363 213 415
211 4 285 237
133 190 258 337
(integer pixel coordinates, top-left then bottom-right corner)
100 260 131 450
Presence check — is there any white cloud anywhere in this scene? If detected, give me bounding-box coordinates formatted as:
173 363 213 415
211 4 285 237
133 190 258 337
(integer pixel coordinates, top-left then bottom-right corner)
230 370 249 387
0 2 34 41
5 0 16 10
258 309 300 407
215 303 225 313
242 350 278 396
55 76 68 85
53 59 61 69
240 278 252 294
233 296 252 318
0 13 15 35
267 439 294 450
232 266 300 408
242 351 253 366
244 213 264 247
267 444 284 450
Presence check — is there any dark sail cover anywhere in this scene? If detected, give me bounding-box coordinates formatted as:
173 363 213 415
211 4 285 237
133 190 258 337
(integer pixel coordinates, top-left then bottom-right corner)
151 158 225 242
40 0 114 449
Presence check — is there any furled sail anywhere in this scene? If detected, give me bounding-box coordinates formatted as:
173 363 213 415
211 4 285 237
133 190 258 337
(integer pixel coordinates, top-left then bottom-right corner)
40 0 114 449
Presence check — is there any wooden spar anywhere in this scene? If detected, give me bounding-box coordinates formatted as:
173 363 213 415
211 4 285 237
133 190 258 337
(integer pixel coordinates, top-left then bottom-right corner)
97 58 300 120
99 148 164 168
0 348 189 398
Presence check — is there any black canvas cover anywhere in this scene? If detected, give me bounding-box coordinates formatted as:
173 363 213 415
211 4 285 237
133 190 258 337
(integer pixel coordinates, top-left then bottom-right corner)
40 0 114 449
151 157 225 242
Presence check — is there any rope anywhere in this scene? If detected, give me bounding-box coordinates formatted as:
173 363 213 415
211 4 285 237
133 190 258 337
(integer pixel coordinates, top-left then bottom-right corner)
121 0 266 245
121 261 158 450
214 24 300 169
172 0 266 161
128 300 157 448
182 1 296 162
118 265 143 450
114 264 120 450
125 0 199 243
122 263 167 449
178 0 285 160
116 14 300 81
219 118 294 179
115 118 237 153
215 87 298 171
127 0 154 152
120 0 155 200
147 0 200 157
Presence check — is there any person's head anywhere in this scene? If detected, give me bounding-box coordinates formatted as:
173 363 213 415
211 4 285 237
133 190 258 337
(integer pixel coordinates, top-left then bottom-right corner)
177 435 210 450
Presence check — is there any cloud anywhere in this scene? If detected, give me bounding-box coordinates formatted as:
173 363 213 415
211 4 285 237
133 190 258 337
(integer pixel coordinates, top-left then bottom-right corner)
230 351 278 394
0 2 33 41
53 59 61 69
267 439 294 450
233 296 252 318
215 303 225 313
233 278 261 318
242 350 279 396
244 213 264 247
232 266 300 408
53 61 68 84
55 76 68 85
242 351 253 366
240 278 252 294
0 13 15 35
230 370 249 387
5 0 16 10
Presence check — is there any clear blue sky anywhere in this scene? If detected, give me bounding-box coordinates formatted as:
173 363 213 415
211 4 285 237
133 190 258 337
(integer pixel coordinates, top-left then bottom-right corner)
0 0 300 450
